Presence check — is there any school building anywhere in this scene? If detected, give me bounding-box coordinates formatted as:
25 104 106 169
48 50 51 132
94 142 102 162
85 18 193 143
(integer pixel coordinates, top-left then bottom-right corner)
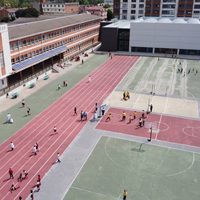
0 13 101 90
100 17 200 56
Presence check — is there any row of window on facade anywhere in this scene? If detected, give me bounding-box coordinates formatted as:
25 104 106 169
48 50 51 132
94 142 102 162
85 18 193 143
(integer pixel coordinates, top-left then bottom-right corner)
120 0 198 2
11 38 94 65
11 29 99 65
10 22 99 51
42 4 78 7
43 9 65 12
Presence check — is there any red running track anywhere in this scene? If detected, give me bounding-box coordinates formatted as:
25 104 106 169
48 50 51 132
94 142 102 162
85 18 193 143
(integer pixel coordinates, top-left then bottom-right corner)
0 55 139 199
96 107 200 147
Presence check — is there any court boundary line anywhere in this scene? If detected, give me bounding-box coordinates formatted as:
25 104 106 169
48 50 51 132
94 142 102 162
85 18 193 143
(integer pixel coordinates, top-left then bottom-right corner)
60 136 102 200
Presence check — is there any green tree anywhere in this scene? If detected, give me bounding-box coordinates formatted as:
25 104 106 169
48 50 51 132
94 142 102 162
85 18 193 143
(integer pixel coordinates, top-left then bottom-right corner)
107 9 113 21
9 0 18 8
103 4 111 8
83 0 89 4
15 9 24 18
20 2 30 7
1 16 10 22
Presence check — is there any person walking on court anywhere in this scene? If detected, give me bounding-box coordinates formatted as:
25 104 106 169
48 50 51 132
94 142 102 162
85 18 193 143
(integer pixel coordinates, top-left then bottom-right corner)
7 113 11 123
22 99 25 107
34 145 37 155
139 118 142 128
106 113 111 121
142 110 145 118
10 142 14 151
57 84 61 90
57 153 61 163
74 107 77 115
123 92 126 100
63 80 65 86
122 111 126 121
123 190 127 200
9 168 14 179
27 106 31 115
102 107 105 116
88 76 91 82
65 80 67 87
134 111 136 120
150 104 153 113
129 115 132 123
196 69 198 74
95 103 98 111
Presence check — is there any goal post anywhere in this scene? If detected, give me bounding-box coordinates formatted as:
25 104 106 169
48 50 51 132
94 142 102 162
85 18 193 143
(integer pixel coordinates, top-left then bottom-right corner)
150 84 168 96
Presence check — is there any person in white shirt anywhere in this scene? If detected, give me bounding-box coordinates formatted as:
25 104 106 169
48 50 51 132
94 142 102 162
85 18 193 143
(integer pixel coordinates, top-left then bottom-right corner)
34 145 37 155
58 84 61 90
57 153 61 163
22 99 25 107
10 142 14 151
88 76 91 82
7 113 11 123
54 126 57 134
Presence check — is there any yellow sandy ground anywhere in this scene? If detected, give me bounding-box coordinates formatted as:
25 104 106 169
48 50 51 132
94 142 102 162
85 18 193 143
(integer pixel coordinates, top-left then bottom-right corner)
106 91 198 118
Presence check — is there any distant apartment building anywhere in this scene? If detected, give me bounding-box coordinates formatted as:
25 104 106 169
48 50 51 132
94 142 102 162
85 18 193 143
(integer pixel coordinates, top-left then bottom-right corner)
113 0 200 20
86 6 107 20
104 0 114 5
31 0 79 15
0 6 26 20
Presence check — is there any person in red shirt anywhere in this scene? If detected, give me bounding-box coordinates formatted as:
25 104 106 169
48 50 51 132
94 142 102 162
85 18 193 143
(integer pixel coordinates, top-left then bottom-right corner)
37 180 40 192
38 175 41 185
30 190 34 200
10 183 20 192
36 143 39 151
9 168 14 179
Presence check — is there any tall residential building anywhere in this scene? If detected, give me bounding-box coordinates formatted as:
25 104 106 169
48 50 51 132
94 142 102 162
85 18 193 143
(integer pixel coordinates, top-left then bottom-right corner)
114 0 200 20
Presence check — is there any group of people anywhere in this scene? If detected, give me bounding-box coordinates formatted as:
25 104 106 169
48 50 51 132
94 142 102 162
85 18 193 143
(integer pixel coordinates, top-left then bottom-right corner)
81 110 88 121
63 80 68 87
123 92 130 101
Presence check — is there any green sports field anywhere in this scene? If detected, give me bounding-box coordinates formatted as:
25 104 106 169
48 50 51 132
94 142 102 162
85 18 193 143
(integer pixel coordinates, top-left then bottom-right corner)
64 136 200 200
117 57 200 98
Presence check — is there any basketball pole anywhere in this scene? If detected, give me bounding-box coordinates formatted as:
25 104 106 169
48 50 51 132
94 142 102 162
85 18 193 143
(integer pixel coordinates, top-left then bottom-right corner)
147 125 153 142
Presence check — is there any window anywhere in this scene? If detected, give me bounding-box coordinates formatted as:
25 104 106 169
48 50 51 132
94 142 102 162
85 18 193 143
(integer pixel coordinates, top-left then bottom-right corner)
49 45 51 50
114 9 119 14
10 44 13 51
132 0 136 2
31 38 34 44
25 54 27 60
45 34 48 40
49 33 51 39
40 49 42 54
11 58 15 65
20 55 24 61
60 41 62 46
23 40 26 47
35 37 38 43
122 10 127 14
54 32 56 37
122 15 127 19
139 4 144 8
139 10 144 14
131 15 135 20
43 47 45 53
52 44 54 49
58 42 60 47
57 31 59 36
42 35 45 41
32 51 35 57
131 4 136 8
122 4 127 8
162 10 175 14
16 57 19 63
46 46 48 51
51 33 53 38
39 36 41 42
60 31 62 36
115 4 119 8
27 39 30 46
131 10 135 14
62 30 64 35
194 5 200 9
139 0 144 2
19 41 22 48
123 0 128 2
28 53 31 58
55 43 57 48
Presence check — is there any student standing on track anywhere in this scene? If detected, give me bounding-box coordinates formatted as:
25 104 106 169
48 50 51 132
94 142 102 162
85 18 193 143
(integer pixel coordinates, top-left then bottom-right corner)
27 106 31 115
57 153 61 163
36 143 39 151
74 107 77 115
9 168 14 179
38 175 41 185
18 173 22 182
89 76 91 82
139 118 142 128
10 141 14 151
37 180 40 192
129 115 132 123
84 111 88 120
134 111 136 119
122 111 126 121
54 126 57 134
30 190 34 200
81 111 83 121
34 145 37 155
106 113 111 121
102 107 105 116
95 103 98 111
22 99 25 107
23 170 28 179
123 190 127 200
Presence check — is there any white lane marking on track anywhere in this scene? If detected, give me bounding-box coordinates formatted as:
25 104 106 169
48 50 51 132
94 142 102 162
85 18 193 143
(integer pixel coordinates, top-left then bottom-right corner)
167 152 195 177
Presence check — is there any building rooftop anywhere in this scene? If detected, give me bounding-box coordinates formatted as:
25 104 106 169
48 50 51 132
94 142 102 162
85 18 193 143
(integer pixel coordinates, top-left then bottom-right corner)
8 13 100 41
87 6 105 11
133 17 200 24
103 20 132 29
42 2 79 4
